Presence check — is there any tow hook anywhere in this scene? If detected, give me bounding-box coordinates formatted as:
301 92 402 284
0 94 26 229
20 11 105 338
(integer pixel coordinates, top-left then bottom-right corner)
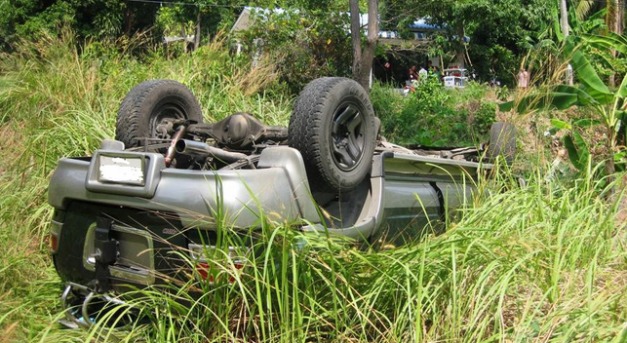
59 282 126 329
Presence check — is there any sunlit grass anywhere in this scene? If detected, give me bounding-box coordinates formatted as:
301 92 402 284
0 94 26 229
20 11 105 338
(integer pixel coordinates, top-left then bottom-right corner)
44 171 624 343
0 34 625 342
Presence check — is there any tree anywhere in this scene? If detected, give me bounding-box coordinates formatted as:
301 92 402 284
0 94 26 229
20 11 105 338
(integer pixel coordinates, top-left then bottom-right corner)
572 0 625 87
377 0 556 85
574 0 624 36
502 33 627 180
253 0 377 90
0 0 160 50
350 0 379 90
237 1 353 93
158 0 247 49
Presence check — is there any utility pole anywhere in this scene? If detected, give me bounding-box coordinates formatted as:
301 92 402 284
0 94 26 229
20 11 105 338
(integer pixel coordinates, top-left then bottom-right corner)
560 0 573 85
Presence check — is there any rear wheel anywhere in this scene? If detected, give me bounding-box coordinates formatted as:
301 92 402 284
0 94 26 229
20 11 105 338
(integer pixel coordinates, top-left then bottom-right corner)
289 77 377 193
115 80 203 148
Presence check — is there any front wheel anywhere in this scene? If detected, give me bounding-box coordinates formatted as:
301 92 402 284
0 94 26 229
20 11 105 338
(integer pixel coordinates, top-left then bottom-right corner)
288 77 377 193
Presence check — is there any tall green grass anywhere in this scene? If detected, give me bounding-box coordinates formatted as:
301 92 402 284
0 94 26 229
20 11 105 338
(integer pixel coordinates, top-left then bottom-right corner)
62 170 626 343
0 33 289 342
0 35 625 342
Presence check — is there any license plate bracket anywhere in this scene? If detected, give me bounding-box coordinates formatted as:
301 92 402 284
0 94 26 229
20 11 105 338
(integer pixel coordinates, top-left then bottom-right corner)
86 150 165 197
97 154 146 186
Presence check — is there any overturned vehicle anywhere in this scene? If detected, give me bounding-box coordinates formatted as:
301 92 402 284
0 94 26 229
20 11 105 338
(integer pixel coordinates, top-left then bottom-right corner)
47 77 516 328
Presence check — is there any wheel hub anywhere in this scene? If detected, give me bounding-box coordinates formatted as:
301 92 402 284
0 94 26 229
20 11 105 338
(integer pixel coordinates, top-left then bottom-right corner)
331 103 365 171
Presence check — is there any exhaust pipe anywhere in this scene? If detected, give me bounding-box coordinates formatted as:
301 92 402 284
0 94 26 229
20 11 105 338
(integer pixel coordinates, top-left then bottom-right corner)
176 139 248 163
165 124 188 167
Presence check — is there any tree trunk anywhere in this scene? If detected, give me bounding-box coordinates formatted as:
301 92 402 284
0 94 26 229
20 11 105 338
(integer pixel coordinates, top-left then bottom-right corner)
182 28 189 53
124 6 133 36
350 0 378 90
350 0 363 84
559 0 569 36
617 1 624 36
560 0 574 85
607 0 624 88
194 9 201 50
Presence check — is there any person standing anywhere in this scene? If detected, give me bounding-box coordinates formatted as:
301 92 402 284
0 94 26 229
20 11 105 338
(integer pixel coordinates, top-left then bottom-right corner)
408 65 418 81
518 68 529 89
418 66 428 82
383 61 394 84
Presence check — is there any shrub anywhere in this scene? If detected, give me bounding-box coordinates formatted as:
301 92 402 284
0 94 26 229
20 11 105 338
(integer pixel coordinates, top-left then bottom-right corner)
234 9 352 94
372 80 496 146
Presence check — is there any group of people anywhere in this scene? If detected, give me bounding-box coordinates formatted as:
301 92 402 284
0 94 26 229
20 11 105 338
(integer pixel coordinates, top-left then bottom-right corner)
380 60 442 87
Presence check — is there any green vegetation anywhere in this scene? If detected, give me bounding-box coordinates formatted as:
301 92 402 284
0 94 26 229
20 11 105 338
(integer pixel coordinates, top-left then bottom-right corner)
372 77 496 146
0 35 288 341
0 30 625 342
235 6 353 93
47 173 627 342
505 32 627 180
384 0 558 85
6 0 622 88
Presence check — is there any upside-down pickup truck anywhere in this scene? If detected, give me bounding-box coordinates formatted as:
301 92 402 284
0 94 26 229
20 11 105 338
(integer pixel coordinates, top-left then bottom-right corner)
47 77 515 328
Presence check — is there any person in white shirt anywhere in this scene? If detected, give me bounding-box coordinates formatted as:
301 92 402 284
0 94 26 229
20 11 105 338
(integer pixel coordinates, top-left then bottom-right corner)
418 66 428 81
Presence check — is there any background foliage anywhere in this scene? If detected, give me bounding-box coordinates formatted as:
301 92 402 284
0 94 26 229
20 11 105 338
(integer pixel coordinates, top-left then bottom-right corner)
379 0 558 85
3 0 618 87
372 77 496 146
235 7 353 93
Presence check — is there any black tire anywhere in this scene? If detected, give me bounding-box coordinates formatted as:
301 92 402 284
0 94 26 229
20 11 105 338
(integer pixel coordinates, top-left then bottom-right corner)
115 80 203 148
486 122 516 164
288 77 377 192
